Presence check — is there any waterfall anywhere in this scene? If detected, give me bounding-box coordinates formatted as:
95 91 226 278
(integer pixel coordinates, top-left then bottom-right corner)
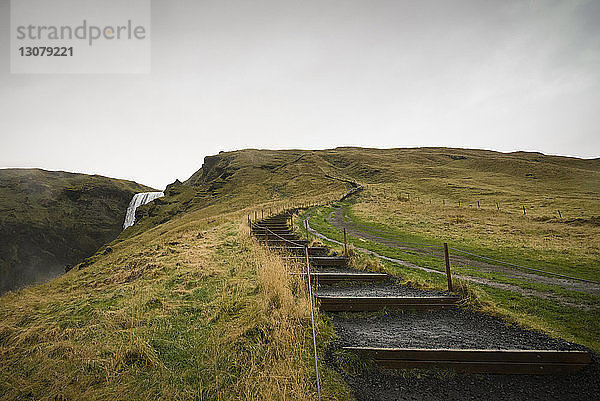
123 192 164 229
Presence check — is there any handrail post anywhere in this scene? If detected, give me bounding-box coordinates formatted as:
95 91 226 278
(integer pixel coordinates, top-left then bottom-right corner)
444 243 453 292
343 228 348 257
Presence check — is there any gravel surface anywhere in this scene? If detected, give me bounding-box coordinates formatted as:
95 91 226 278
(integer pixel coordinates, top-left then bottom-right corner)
317 281 449 298
328 308 584 351
312 266 371 274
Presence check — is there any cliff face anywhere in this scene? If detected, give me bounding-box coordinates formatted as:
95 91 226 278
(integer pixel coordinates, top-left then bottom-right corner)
184 153 237 186
0 169 153 294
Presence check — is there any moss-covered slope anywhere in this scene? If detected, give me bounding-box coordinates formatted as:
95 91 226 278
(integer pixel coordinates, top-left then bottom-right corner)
0 169 153 294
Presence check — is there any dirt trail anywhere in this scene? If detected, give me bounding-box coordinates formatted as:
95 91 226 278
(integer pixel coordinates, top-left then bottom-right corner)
328 207 600 295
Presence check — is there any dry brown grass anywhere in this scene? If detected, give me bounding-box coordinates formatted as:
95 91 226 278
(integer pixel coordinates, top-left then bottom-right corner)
0 205 353 400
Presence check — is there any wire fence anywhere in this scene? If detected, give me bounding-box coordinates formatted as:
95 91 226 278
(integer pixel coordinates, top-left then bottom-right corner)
377 189 600 220
307 207 600 286
250 214 322 400
447 246 600 285
339 226 600 285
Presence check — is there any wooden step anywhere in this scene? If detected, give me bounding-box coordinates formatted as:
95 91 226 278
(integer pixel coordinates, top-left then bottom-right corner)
252 230 296 237
259 239 309 246
343 347 592 374
253 222 289 227
254 233 298 239
294 272 388 284
252 228 293 234
283 256 349 267
258 219 288 224
269 246 329 256
317 296 460 311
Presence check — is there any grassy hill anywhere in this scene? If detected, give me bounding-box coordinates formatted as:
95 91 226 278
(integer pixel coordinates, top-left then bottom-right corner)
0 169 154 294
0 148 598 400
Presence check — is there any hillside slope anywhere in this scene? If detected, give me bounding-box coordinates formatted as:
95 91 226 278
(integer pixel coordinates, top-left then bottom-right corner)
129 147 600 238
0 169 153 294
1 147 598 400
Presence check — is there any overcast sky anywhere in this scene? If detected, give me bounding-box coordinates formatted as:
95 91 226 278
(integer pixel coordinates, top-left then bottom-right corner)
1 0 599 189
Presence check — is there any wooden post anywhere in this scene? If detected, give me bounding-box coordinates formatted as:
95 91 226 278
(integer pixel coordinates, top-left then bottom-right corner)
266 231 269 248
304 220 309 241
458 200 461 207
443 199 445 206
248 214 251 225
477 200 480 208
343 228 348 256
444 243 453 292
523 205 526 215
496 201 499 210
254 211 257 220
262 209 264 219
558 210 562 219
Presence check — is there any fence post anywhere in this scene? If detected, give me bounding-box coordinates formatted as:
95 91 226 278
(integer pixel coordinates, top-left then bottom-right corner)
444 243 453 292
304 219 309 241
496 201 499 210
523 205 526 215
248 214 251 226
266 231 269 248
254 210 257 221
477 200 480 208
343 228 348 256
558 210 562 219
